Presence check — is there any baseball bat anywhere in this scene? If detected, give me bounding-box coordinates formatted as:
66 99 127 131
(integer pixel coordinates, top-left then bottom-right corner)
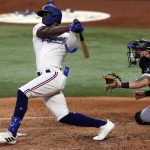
73 19 90 59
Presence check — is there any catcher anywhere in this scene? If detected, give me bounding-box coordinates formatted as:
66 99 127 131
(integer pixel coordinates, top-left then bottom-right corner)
103 39 150 125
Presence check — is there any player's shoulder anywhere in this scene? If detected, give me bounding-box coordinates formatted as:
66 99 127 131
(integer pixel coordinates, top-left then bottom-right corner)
32 23 45 37
33 23 45 31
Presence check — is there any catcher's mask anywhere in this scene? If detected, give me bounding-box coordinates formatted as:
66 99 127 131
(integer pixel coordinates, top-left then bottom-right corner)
37 4 62 26
127 39 150 67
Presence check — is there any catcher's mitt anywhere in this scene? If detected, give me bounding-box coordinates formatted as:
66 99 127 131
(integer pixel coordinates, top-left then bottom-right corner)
103 73 122 91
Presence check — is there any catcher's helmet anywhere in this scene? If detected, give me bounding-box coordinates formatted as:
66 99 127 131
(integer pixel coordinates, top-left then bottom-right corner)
37 4 62 26
127 39 150 67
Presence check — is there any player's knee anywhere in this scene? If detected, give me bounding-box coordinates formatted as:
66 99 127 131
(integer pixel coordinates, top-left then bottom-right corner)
17 89 27 98
18 86 30 98
57 112 69 121
14 89 28 118
135 111 150 125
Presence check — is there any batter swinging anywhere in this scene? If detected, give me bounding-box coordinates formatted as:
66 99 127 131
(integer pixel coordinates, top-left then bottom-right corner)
0 4 114 144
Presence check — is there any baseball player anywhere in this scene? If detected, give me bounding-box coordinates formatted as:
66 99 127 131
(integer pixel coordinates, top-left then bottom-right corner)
106 39 150 125
0 4 114 144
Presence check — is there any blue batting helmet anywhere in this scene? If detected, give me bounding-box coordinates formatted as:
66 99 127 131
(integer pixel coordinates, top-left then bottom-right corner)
37 4 62 25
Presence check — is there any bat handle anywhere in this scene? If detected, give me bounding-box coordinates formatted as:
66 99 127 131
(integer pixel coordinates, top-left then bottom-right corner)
73 19 84 42
79 32 84 41
73 19 89 59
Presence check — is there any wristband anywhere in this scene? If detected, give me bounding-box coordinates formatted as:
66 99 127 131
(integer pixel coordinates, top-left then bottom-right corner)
121 82 129 88
145 90 150 96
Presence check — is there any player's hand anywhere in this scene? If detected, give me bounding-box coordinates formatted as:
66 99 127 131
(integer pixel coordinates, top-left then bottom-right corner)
134 91 145 100
69 21 84 33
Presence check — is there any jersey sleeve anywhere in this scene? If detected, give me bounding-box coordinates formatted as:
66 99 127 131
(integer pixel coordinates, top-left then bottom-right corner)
64 31 78 53
32 23 45 38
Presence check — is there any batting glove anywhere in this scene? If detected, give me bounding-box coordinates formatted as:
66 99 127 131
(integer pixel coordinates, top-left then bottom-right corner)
69 21 84 33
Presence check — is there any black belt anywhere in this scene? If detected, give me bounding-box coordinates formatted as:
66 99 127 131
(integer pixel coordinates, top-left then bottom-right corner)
37 69 51 76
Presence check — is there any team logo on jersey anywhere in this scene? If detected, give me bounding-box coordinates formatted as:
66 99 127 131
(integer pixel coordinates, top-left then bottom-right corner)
42 37 66 44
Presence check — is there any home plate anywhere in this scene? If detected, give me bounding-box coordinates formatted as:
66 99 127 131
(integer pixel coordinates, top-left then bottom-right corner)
17 133 27 137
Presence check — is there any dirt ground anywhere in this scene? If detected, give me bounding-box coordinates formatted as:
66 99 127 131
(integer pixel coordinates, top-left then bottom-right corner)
0 97 150 150
0 0 150 150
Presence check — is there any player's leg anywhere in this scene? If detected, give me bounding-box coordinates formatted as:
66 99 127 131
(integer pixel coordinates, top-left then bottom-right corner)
0 71 66 144
135 106 150 125
0 89 28 144
43 92 69 120
43 92 115 140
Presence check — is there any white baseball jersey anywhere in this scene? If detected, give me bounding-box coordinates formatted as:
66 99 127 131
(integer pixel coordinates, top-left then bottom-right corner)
19 23 78 120
19 23 77 97
33 23 68 71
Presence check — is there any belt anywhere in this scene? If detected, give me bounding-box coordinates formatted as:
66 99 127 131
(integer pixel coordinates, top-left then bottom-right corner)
37 69 51 76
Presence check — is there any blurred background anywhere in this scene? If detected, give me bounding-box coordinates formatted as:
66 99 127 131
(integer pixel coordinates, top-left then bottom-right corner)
0 0 150 97
1 0 150 28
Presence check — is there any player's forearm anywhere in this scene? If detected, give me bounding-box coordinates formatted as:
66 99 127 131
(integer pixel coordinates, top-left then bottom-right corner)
129 81 148 88
120 76 150 89
45 26 69 36
121 80 149 89
37 26 70 38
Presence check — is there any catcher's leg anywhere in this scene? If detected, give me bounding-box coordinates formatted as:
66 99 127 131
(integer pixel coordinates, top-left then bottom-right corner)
135 106 150 125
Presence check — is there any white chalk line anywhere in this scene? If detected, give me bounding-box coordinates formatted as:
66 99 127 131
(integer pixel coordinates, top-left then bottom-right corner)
0 127 55 130
0 116 54 136
0 116 135 140
23 148 78 150
0 127 59 137
0 116 135 125
115 122 135 125
0 116 54 121
0 117 136 150
0 116 57 137
0 116 81 150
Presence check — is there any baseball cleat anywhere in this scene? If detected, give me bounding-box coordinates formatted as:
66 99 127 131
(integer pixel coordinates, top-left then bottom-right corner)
93 119 115 141
0 131 16 144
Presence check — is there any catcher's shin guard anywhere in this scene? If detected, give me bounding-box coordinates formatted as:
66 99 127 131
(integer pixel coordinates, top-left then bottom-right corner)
135 111 150 125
